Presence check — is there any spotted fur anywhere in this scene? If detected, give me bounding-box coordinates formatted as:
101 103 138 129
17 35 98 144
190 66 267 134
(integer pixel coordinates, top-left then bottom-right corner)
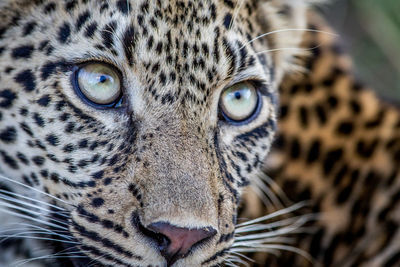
0 0 398 267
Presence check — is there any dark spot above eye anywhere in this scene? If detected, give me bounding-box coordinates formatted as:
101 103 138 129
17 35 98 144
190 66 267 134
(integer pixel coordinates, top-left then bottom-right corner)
16 152 29 165
23 22 37 36
223 13 232 29
41 61 58 80
0 127 17 143
20 122 34 137
75 10 91 31
65 0 78 11
78 139 89 148
84 22 98 38
123 25 137 66
37 95 51 107
44 2 56 13
0 89 17 108
33 113 45 127
12 45 35 59
223 0 234 9
116 0 131 15
0 151 19 170
155 42 163 54
46 134 60 146
102 21 117 49
58 22 71 44
14 69 36 92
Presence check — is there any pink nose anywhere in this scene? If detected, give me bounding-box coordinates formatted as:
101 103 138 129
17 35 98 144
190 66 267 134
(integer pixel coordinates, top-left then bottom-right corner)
147 222 217 266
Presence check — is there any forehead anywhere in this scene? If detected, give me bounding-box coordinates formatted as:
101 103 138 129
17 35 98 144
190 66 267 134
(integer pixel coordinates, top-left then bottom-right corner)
30 1 267 68
12 0 272 116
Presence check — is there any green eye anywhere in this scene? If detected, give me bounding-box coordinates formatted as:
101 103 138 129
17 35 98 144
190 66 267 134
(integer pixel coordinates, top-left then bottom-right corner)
76 63 122 106
220 82 260 123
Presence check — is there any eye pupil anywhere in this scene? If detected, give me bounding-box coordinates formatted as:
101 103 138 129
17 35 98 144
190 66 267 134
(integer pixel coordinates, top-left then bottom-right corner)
234 91 242 100
99 75 108 83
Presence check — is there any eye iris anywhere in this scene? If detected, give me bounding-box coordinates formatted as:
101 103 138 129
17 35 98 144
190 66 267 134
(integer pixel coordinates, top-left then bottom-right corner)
221 82 258 122
77 63 121 105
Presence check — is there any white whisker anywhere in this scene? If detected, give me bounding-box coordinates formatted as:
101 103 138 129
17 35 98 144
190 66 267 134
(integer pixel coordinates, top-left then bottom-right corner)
233 246 280 256
236 214 318 233
231 244 314 264
224 258 241 267
236 201 309 227
229 0 245 29
257 173 291 206
0 208 68 231
1 222 70 235
0 225 72 241
235 236 296 245
14 255 88 267
234 225 309 243
248 183 274 207
229 251 254 263
231 199 318 265
0 201 70 227
0 194 69 218
256 44 323 55
0 174 73 206
13 244 88 267
0 230 74 243
241 28 338 49
0 234 79 245
0 189 66 211
23 223 70 235
250 175 284 208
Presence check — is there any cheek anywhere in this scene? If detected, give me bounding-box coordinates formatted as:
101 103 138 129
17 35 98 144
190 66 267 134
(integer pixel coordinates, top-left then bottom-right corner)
222 116 277 187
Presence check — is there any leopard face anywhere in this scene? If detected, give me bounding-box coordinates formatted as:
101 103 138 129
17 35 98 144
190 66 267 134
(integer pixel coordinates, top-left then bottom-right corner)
0 0 306 266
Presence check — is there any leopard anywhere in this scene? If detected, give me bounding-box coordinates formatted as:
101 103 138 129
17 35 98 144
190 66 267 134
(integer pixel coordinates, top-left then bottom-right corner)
0 0 398 267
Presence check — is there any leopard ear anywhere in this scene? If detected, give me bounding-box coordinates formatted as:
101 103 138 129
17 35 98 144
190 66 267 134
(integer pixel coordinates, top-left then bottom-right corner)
256 0 311 83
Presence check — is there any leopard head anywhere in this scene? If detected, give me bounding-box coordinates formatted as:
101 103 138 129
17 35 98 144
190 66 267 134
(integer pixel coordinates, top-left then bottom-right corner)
0 0 307 266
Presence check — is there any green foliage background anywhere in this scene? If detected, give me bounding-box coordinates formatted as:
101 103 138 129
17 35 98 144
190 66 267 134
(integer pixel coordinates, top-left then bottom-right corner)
320 0 400 101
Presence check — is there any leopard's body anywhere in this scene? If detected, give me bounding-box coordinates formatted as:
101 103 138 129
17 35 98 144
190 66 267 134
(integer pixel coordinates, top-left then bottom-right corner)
0 1 398 267
242 14 400 267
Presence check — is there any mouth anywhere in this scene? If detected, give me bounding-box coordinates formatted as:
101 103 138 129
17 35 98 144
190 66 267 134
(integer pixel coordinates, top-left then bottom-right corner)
47 209 219 267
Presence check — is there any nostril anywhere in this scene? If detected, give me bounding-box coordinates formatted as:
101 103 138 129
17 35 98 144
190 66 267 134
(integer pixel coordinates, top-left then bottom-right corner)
150 231 170 252
147 222 217 266
131 213 170 247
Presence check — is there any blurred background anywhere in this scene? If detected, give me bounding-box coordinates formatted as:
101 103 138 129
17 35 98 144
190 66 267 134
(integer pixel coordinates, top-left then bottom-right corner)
318 0 400 101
